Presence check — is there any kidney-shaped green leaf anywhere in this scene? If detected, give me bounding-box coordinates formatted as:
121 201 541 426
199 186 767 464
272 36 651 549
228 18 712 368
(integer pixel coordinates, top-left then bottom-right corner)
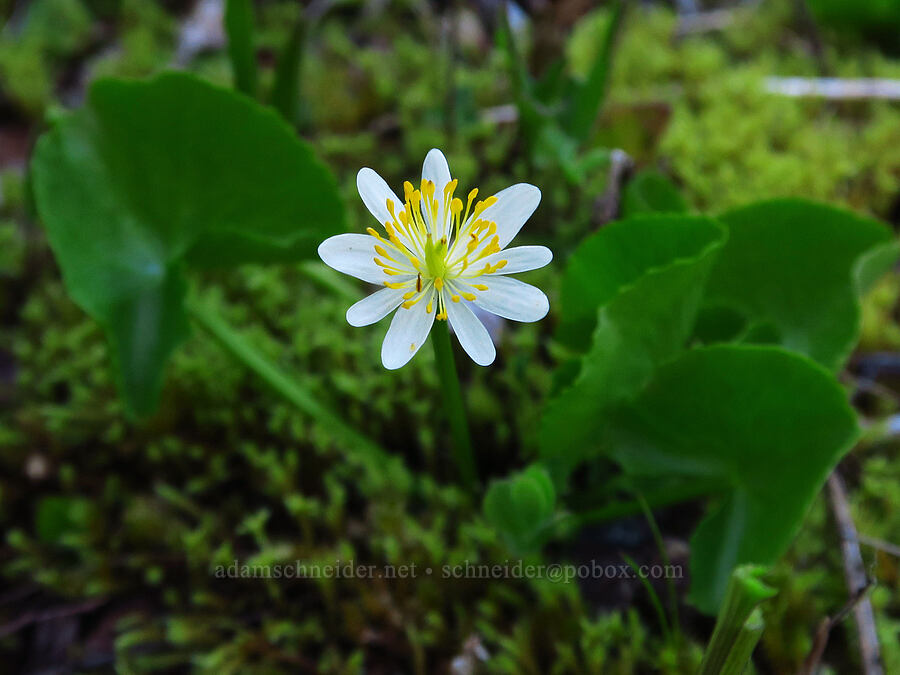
608 345 859 612
557 215 723 351
542 215 726 479
705 199 897 371
31 72 344 415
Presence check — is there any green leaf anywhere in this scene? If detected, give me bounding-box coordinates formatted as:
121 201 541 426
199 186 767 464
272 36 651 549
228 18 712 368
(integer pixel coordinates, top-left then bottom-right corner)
225 0 258 97
496 2 544 148
270 14 306 125
608 345 859 612
557 214 726 352
622 169 688 217
565 0 625 144
31 72 344 416
484 464 556 553
543 215 726 478
704 199 897 371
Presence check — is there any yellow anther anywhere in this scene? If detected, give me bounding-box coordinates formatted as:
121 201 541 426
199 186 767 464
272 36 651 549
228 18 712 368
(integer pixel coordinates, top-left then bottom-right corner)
426 300 433 313
463 292 476 301
444 179 458 199
473 284 488 291
403 291 416 300
487 222 497 236
451 197 463 214
467 188 478 202
404 180 414 197
402 300 414 309
494 259 508 270
451 294 461 303
384 281 406 289
374 245 390 258
386 199 396 217
434 277 444 290
367 227 383 239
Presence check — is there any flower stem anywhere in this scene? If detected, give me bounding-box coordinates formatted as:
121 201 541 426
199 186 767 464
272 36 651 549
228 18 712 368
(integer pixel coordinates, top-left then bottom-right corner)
699 565 776 675
431 321 478 489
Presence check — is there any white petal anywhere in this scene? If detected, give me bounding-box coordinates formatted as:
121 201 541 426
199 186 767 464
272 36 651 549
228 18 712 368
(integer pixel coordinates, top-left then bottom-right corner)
471 275 549 323
446 296 496 366
318 233 393 284
422 148 452 238
346 288 405 327
357 168 402 227
381 291 436 369
479 183 541 248
481 245 553 274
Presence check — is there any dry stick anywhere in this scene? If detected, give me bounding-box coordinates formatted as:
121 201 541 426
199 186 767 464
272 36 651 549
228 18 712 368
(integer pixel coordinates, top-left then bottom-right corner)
595 148 633 227
799 582 872 675
857 534 900 559
765 78 900 101
804 471 884 675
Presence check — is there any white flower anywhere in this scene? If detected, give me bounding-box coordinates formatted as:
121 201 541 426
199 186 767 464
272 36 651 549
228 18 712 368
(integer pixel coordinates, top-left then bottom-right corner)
318 148 552 369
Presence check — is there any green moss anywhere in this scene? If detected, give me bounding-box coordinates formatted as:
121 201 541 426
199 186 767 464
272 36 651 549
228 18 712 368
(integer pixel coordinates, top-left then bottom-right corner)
3 0 900 671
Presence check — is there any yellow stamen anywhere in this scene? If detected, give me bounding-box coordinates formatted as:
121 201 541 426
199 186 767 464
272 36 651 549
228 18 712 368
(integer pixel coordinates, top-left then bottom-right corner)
473 284 488 291
451 294 460 303
463 292 476 301
434 277 444 290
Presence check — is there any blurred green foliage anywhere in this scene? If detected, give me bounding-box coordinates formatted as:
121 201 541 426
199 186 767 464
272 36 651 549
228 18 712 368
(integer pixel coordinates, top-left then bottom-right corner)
2 0 899 672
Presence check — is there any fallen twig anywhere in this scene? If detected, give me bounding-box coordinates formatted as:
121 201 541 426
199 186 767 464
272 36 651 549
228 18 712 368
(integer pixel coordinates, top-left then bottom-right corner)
765 77 900 101
595 148 634 227
857 534 900 559
820 473 883 675
0 596 107 638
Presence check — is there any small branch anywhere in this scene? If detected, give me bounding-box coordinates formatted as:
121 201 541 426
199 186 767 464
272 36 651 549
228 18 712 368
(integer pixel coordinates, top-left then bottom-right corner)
765 77 900 101
821 473 883 675
799 582 873 675
594 148 633 227
0 597 106 638
857 534 900 559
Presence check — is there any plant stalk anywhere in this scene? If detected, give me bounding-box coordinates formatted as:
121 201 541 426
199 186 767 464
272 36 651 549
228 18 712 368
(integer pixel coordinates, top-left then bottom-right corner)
720 608 765 675
187 297 395 473
430 321 478 490
699 565 776 675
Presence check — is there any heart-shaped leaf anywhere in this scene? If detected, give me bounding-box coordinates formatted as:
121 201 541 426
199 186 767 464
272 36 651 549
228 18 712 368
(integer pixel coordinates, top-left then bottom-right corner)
543 215 726 479
704 199 897 371
31 72 344 415
608 345 858 612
